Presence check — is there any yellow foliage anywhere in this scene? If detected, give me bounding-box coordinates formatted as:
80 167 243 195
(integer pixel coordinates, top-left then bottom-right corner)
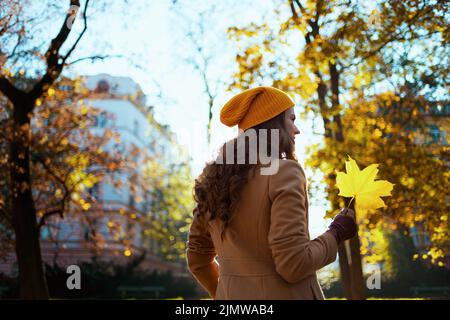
60 138 69 146
54 189 62 197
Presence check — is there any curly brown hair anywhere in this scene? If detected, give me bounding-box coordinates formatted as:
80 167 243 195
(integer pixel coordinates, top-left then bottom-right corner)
193 110 297 240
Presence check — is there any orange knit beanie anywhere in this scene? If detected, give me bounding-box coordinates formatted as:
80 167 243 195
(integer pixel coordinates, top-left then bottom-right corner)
220 86 295 131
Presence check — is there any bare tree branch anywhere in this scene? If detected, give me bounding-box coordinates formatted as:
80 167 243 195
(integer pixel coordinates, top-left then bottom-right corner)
65 54 123 66
7 32 24 60
61 0 90 65
29 0 89 102
34 155 71 231
37 207 64 231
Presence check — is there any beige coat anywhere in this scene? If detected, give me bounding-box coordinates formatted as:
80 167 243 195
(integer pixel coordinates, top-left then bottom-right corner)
186 159 338 300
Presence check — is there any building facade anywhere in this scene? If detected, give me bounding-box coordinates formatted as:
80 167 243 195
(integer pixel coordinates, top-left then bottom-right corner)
1 74 187 277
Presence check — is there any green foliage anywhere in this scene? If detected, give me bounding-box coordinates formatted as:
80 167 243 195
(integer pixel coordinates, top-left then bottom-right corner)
142 159 195 262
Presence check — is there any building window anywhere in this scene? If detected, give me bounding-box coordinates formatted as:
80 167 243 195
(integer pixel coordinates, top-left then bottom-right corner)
129 194 135 208
410 225 431 248
428 125 441 144
83 219 98 242
88 183 99 200
60 84 72 91
133 119 139 136
95 80 110 93
83 224 90 242
41 226 50 240
410 227 419 247
424 232 430 246
97 113 107 128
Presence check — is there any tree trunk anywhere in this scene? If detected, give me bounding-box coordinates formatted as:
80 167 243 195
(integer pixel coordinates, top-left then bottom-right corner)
337 242 352 298
292 1 365 298
337 199 366 299
348 226 365 299
10 107 49 299
329 62 365 299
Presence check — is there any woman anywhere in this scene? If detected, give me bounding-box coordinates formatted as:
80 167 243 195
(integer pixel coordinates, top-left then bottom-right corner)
186 86 357 300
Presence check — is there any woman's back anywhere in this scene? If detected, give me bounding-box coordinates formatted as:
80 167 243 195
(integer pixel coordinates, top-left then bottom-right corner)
187 86 356 300
187 159 338 300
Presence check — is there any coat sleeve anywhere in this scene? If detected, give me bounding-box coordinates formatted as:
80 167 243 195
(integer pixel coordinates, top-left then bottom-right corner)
186 206 219 298
268 160 338 284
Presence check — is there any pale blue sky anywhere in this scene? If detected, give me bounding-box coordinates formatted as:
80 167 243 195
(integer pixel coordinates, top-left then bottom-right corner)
62 0 332 236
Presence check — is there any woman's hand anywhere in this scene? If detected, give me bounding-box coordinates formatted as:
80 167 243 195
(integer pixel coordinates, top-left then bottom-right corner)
327 208 357 245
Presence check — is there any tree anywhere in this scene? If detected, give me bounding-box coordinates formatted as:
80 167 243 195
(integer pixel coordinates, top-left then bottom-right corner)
142 157 195 263
0 0 155 298
0 0 98 299
0 74 153 296
0 0 197 299
226 0 447 299
170 0 243 146
306 87 449 271
0 74 194 298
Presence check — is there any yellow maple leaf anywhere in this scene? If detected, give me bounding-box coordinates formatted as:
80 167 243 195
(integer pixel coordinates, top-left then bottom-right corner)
336 155 394 211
